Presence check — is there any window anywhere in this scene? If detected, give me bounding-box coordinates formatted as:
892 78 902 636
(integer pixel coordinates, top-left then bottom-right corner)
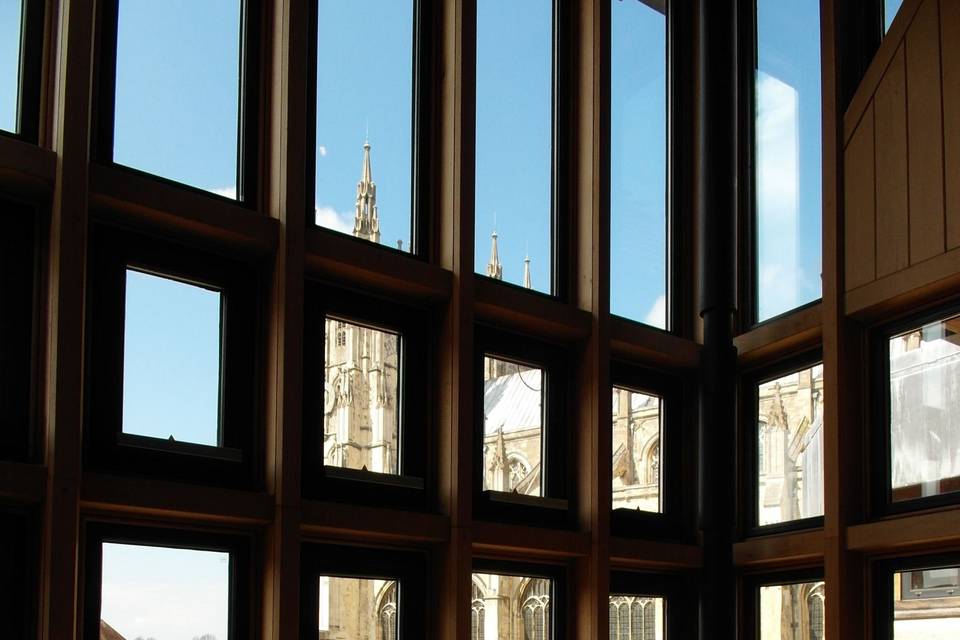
0 0 23 133
753 362 824 528
0 0 40 139
612 387 662 513
757 580 825 640
609 0 667 328
472 580 486 640
99 0 257 198
884 0 905 32
472 571 558 640
312 0 416 252
608 595 663 640
86 226 261 487
83 525 251 640
474 0 554 294
886 313 960 504
891 565 960 638
317 576 397 639
752 0 822 322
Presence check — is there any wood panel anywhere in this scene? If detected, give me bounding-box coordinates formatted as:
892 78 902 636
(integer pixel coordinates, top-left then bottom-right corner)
873 45 909 277
942 0 960 249
844 104 876 289
905 0 945 264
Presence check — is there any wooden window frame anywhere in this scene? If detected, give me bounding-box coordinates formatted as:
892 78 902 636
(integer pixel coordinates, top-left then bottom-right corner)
0 506 39 639
81 521 256 640
85 223 263 489
740 567 825 640
474 324 572 527
0 200 40 462
299 542 428 639
610 361 689 540
740 349 825 537
472 558 568 640
302 281 434 509
0 0 44 142
92 0 263 205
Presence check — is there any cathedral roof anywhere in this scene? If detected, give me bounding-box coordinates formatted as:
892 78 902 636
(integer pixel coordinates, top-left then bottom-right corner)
483 368 542 435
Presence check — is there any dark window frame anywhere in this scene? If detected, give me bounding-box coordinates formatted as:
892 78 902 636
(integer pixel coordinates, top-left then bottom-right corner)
0 0 44 142
0 200 41 462
0 506 40 639
610 361 688 540
472 558 568 640
741 567 825 640
85 223 263 489
302 281 434 509
869 301 960 517
474 324 572 528
740 349 825 537
610 569 697 640
306 0 438 259
81 521 256 640
469 0 572 300
300 542 428 640
871 551 960 640
92 0 262 205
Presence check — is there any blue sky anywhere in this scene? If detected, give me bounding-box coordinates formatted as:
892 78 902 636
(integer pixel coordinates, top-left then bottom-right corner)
886 0 904 31
0 0 22 132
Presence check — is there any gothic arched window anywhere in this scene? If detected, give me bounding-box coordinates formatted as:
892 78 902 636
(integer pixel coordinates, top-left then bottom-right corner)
335 321 347 347
507 455 530 492
378 583 397 640
609 596 658 640
646 441 660 486
807 589 824 640
471 581 485 640
520 579 550 640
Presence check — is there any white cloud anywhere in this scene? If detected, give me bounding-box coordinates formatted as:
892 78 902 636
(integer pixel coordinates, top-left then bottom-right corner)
318 145 327 157
315 205 354 234
644 294 667 330
208 185 237 200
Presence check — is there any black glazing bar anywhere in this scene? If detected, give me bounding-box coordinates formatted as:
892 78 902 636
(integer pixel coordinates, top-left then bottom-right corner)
697 0 737 639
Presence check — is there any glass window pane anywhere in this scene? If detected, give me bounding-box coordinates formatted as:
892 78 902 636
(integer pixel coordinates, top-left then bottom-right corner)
475 0 552 294
612 387 662 513
885 0 904 32
482 356 544 496
894 566 960 639
472 573 552 640
759 581 825 640
100 543 229 640
608 595 664 640
123 270 222 447
609 0 667 329
112 0 241 195
889 315 960 502
323 317 400 474
318 576 397 639
314 0 414 252
755 0 822 321
757 364 824 526
0 0 22 133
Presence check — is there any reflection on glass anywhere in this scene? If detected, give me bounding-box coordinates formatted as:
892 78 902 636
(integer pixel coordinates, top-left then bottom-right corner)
113 0 241 195
609 0 667 329
482 356 544 496
323 318 400 474
755 0 822 321
472 573 551 640
475 0 552 294
123 270 222 447
612 387 662 513
318 576 397 640
0 0 23 133
885 0 905 32
889 315 960 502
894 566 960 639
609 595 664 640
315 0 414 251
759 582 825 640
100 543 229 640
757 364 824 526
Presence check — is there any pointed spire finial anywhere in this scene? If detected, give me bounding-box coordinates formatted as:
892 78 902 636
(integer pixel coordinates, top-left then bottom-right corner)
354 140 380 243
523 253 532 289
486 227 503 280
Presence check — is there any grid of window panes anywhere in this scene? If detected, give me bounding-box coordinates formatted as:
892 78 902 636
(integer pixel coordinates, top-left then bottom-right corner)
609 595 663 640
0 0 23 133
759 581 825 640
314 0 414 252
888 314 960 503
111 0 242 196
322 317 401 474
609 0 667 329
317 576 397 640
122 269 223 447
612 387 662 513
99 543 230 640
474 0 553 294
754 0 822 322
756 364 824 526
472 573 551 640
893 566 960 638
482 356 544 496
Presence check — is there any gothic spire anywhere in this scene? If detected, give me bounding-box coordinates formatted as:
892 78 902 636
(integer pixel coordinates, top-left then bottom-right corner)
486 229 503 280
523 254 532 289
353 140 381 243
